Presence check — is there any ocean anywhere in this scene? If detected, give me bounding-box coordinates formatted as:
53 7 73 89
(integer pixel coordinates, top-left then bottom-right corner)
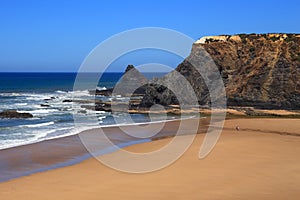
0 72 169 150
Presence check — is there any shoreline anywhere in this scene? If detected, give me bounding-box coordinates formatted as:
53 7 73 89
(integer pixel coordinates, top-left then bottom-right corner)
1 117 300 199
1 115 299 183
0 116 192 151
0 116 208 182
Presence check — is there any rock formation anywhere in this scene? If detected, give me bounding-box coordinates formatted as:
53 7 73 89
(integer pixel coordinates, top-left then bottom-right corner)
0 110 33 118
113 64 148 96
141 33 300 109
200 33 300 109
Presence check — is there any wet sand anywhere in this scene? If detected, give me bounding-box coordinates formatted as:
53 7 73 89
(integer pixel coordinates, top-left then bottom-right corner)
1 118 300 199
0 117 207 182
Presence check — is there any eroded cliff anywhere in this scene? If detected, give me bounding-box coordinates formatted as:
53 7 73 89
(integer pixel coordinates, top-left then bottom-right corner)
141 33 300 109
199 33 300 109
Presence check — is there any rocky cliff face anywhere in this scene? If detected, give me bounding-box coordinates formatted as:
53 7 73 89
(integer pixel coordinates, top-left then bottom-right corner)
200 33 300 109
141 33 300 109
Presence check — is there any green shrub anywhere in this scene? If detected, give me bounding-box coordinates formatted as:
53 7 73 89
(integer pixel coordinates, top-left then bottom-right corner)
270 36 280 42
205 38 222 43
285 34 297 43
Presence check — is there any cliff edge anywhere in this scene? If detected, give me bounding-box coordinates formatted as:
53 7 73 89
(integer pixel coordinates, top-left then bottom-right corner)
195 33 300 109
143 33 300 109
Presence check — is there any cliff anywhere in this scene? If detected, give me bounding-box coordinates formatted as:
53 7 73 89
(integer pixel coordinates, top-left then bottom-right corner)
141 33 300 109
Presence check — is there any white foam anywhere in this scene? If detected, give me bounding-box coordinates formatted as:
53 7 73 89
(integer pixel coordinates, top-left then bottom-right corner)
15 103 28 106
25 97 44 101
0 93 22 97
95 115 196 128
96 86 107 90
68 90 91 97
19 109 59 115
0 127 73 150
0 139 25 149
98 115 107 119
55 90 67 94
33 127 72 139
22 121 55 128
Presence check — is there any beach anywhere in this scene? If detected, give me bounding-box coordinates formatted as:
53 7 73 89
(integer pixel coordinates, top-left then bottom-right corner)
1 1 300 199
1 118 300 199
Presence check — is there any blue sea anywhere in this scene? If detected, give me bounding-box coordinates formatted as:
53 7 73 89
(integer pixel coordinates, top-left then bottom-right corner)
0 72 169 150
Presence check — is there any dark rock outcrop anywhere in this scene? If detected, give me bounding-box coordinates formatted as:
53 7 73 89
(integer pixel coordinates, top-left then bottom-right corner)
139 84 179 107
112 65 148 96
0 110 33 118
92 65 148 97
62 99 73 103
44 97 56 101
92 88 114 96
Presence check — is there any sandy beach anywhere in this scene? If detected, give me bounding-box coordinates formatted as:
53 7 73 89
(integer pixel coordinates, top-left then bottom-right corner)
1 0 300 199
1 118 300 199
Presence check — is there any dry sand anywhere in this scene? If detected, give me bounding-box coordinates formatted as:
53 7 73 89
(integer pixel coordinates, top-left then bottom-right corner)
1 118 300 199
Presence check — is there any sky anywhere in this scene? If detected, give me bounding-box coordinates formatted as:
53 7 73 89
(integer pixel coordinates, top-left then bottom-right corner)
0 0 299 72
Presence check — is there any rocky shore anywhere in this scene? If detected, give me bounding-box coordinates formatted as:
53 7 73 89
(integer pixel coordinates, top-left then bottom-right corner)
88 33 300 114
138 33 300 110
3 34 299 118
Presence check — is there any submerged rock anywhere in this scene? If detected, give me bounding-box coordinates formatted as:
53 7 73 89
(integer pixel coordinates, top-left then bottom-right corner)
92 88 114 96
0 110 33 118
62 99 73 103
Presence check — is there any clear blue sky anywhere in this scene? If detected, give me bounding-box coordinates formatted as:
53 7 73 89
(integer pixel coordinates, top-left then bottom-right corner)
0 0 299 72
